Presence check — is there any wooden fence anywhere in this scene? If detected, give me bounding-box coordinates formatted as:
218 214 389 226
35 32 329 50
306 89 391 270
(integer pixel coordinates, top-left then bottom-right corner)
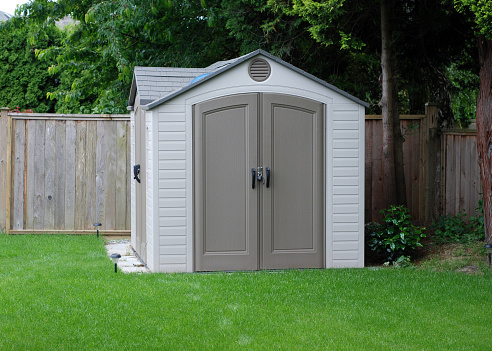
442 128 481 217
0 108 131 234
0 105 481 233
365 104 481 223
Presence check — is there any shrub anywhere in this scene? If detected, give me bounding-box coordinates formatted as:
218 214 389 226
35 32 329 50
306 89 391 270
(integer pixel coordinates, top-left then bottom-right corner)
432 199 485 244
366 205 426 264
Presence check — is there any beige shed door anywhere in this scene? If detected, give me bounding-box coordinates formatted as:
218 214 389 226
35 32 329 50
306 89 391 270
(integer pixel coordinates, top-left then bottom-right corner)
194 93 323 271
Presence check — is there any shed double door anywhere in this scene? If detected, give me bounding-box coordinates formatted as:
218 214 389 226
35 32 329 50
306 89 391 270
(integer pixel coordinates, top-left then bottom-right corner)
194 93 324 271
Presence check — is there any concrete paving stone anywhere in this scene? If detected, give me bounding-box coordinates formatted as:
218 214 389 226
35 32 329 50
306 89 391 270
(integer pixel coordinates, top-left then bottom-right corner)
104 239 149 273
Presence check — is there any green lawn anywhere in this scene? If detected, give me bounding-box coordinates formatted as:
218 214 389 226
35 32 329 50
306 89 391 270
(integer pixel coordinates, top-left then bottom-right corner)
1 235 491 350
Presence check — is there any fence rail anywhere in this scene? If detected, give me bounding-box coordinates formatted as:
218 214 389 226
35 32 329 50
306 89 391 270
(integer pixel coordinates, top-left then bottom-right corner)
0 108 131 234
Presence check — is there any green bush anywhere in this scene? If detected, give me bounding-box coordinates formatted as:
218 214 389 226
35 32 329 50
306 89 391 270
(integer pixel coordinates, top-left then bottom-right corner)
432 199 485 244
366 205 426 264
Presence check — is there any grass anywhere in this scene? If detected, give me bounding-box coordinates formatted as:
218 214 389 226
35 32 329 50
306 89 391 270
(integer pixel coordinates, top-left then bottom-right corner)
1 235 492 350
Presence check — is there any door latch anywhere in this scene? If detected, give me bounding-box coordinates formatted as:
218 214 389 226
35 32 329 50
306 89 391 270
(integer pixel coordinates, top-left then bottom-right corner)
257 166 263 181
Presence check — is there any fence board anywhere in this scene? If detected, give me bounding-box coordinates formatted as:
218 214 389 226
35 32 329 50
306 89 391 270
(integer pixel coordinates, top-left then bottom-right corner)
54 121 66 229
12 119 25 230
75 122 87 229
33 120 46 229
116 121 128 229
96 120 106 228
44 120 56 228
85 121 97 229
104 121 117 229
65 120 76 230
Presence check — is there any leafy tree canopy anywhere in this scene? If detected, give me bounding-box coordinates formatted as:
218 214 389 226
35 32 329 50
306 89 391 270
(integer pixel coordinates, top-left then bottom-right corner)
21 0 235 113
0 16 63 112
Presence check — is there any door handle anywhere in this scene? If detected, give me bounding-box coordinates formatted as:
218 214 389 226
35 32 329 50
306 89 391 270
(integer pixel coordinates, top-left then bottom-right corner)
266 167 270 188
251 168 256 189
134 164 141 183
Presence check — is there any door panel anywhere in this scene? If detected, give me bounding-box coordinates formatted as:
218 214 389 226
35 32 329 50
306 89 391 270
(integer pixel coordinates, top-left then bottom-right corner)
194 94 259 271
262 94 324 269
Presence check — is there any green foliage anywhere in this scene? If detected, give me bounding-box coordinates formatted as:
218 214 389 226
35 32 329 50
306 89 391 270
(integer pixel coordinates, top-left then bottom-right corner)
447 59 479 128
366 205 426 264
0 17 63 112
432 199 485 244
223 0 381 112
23 0 233 114
455 0 492 40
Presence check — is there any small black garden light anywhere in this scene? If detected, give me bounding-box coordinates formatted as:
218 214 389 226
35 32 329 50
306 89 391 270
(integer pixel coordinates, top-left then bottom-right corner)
94 222 102 238
485 244 492 268
110 253 121 273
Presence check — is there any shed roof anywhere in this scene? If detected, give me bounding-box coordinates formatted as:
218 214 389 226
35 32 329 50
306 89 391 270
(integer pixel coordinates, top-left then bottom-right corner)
128 50 369 109
0 11 13 22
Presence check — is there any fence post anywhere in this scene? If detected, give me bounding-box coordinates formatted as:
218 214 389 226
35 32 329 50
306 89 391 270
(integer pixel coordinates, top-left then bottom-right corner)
420 103 439 223
0 107 9 232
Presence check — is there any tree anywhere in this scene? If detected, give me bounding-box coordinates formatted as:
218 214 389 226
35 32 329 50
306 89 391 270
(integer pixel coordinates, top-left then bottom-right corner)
272 0 407 207
0 17 63 112
455 0 492 243
380 0 406 206
21 0 235 113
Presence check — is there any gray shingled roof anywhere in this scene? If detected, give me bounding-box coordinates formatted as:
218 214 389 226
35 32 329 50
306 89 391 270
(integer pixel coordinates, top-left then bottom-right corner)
0 11 13 22
128 50 369 109
129 67 214 106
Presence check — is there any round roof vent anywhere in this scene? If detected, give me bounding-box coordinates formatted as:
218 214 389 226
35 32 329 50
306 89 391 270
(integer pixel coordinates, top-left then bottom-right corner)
248 58 271 82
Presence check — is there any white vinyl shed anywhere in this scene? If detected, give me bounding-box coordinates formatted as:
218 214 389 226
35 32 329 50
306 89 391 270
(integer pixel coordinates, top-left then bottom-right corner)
128 50 368 273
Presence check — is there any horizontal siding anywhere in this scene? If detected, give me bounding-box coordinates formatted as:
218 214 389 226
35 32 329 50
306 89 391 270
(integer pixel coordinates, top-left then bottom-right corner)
333 251 359 260
333 195 359 204
333 204 359 214
333 223 359 232
333 213 359 222
160 246 187 255
160 255 187 264
333 232 359 241
159 264 187 272
333 241 359 251
333 158 359 167
157 112 188 271
159 141 186 150
329 106 362 266
333 177 359 186
160 170 186 179
159 227 186 236
333 168 359 177
159 236 186 246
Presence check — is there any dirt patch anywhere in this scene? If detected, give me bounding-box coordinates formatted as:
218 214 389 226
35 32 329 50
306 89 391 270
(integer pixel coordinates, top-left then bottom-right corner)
456 265 482 275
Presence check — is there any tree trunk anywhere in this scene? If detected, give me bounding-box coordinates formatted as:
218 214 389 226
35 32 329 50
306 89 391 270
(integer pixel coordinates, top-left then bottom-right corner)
477 36 492 244
380 0 407 208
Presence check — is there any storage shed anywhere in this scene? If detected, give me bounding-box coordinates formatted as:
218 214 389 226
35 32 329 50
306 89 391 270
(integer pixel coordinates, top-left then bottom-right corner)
128 50 368 272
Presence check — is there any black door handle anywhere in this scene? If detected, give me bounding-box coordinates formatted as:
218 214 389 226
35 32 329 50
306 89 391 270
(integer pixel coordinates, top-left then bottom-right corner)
251 168 256 189
266 167 270 188
134 164 141 183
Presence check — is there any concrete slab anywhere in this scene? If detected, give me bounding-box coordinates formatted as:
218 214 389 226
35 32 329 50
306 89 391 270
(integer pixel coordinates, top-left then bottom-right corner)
104 239 149 273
